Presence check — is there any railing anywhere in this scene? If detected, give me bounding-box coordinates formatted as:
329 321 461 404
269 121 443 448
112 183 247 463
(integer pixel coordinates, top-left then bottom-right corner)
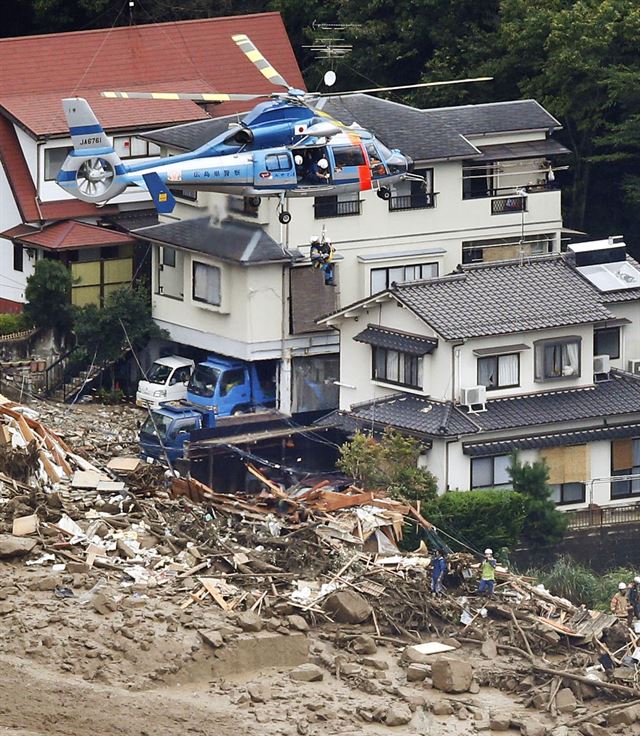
389 192 437 212
314 199 362 219
41 348 90 401
491 195 527 215
565 503 640 531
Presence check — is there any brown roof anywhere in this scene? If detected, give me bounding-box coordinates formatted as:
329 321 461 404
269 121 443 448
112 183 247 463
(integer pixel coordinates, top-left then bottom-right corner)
0 113 117 223
8 221 137 251
0 13 305 136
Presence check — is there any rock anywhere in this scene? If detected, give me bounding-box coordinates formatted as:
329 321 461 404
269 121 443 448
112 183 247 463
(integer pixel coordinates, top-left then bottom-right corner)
287 614 309 632
579 726 609 736
489 716 511 731
236 611 263 632
352 634 377 655
0 534 37 557
385 703 412 727
521 721 547 736
91 592 115 615
323 590 372 624
457 707 469 721
247 683 272 703
362 657 389 671
431 657 473 693
607 707 637 726
30 575 59 592
199 629 224 648
340 662 362 676
406 663 429 682
0 601 16 615
432 701 454 716
469 679 480 694
481 638 498 659
290 663 324 682
556 688 577 715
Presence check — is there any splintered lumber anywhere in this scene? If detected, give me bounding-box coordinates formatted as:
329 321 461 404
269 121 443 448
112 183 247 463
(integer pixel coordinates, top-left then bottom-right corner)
510 609 534 658
569 698 640 726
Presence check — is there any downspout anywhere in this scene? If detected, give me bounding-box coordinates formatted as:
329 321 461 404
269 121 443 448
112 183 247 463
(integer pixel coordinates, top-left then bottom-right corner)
450 339 465 403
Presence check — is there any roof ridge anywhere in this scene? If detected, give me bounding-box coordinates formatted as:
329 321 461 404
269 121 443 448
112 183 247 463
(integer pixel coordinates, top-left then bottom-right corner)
462 253 563 272
421 98 537 114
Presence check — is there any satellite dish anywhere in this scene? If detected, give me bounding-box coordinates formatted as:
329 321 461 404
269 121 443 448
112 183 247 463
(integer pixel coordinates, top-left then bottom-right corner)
324 70 337 87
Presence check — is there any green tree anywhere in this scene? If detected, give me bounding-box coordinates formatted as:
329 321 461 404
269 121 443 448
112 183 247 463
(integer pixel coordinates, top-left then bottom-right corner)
337 428 437 503
24 259 74 334
74 284 165 366
508 453 567 547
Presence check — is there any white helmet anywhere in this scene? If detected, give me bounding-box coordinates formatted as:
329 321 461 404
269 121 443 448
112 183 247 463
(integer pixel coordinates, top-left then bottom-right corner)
618 582 627 590
294 155 303 165
318 158 329 169
634 577 640 584
484 548 493 556
310 235 320 244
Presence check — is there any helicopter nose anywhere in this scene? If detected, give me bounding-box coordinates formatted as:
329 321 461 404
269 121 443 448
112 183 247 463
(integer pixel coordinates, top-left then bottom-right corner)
386 152 409 175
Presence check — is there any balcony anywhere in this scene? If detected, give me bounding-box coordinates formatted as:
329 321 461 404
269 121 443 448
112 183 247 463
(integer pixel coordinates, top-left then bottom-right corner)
389 192 437 212
314 197 362 219
491 195 527 215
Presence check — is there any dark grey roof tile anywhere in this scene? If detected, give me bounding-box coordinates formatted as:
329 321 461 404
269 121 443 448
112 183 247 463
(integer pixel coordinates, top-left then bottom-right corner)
354 324 437 355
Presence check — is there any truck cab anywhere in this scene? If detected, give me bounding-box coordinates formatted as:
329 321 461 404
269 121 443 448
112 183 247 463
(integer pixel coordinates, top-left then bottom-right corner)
138 402 215 462
186 356 276 416
136 356 195 409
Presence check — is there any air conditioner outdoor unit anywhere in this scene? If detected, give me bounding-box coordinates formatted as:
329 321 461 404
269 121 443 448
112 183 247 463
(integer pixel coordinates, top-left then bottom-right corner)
593 354 611 380
460 385 487 412
628 359 640 376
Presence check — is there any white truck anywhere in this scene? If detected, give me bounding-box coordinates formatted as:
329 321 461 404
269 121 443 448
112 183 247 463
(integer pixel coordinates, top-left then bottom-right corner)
136 356 195 409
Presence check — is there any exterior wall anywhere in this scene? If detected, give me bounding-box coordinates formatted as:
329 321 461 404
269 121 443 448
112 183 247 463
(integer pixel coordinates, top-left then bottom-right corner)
0 161 30 304
604 301 640 370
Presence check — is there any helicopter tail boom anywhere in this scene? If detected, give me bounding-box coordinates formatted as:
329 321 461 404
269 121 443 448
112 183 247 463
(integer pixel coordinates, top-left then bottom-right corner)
56 98 129 204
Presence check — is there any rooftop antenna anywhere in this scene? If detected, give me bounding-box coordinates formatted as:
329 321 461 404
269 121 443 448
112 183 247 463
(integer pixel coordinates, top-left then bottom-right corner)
303 21 354 87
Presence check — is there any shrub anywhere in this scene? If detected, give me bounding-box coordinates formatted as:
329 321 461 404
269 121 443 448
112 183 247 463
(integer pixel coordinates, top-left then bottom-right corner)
24 260 74 333
0 312 32 336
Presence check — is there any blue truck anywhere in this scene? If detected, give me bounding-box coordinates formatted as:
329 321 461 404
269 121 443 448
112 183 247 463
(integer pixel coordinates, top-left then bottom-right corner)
139 402 217 463
186 355 277 416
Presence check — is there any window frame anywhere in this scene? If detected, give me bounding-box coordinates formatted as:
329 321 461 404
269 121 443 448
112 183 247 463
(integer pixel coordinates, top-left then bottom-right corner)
470 455 512 489
370 262 439 293
162 247 176 268
44 146 72 181
13 243 24 272
610 437 640 499
192 261 221 307
371 346 423 390
476 352 520 390
265 153 292 172
534 336 581 381
549 482 586 505
594 326 620 360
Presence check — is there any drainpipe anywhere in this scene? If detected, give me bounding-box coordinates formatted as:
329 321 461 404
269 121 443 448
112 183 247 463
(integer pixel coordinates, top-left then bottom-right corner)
450 340 465 402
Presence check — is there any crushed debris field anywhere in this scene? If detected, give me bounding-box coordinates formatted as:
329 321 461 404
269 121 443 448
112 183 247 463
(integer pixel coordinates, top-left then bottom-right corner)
3 398 640 735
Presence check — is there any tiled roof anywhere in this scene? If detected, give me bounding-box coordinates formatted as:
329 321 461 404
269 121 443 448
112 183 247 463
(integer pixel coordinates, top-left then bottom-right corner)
324 371 640 440
354 324 437 355
317 95 479 162
134 216 301 265
422 100 561 136
0 13 304 136
392 256 614 339
9 221 136 250
474 139 570 161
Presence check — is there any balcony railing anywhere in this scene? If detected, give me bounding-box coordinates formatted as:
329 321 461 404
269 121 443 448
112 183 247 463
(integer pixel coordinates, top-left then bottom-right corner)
565 502 640 531
314 198 362 219
491 195 527 215
389 192 437 212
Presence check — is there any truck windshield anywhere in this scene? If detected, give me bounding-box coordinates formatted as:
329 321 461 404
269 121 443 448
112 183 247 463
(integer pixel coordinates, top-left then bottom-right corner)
140 412 172 441
188 364 220 398
147 363 172 384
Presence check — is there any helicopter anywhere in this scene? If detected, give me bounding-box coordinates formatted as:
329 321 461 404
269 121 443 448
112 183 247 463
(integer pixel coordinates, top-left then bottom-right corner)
57 34 491 223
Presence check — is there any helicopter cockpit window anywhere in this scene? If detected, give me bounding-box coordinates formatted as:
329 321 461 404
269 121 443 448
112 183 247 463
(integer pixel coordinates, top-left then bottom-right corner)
266 153 292 172
366 143 387 177
332 145 366 168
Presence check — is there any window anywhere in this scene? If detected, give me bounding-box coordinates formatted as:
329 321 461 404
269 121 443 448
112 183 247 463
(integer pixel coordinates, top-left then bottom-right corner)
372 347 422 389
169 366 191 385
594 327 620 359
470 455 511 488
477 353 519 390
332 145 366 168
534 337 580 380
44 147 72 181
549 483 585 505
370 263 438 293
266 153 291 171
462 163 494 199
390 169 435 211
220 369 246 397
462 234 554 263
192 262 221 306
162 247 176 267
113 136 161 160
314 193 361 218
13 243 24 272
611 438 640 499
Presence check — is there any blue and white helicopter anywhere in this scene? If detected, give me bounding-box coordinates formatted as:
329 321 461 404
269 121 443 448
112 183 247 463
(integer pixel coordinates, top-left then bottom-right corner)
57 34 490 223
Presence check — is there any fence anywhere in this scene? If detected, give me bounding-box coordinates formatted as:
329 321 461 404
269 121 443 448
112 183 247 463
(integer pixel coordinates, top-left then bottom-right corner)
565 503 640 531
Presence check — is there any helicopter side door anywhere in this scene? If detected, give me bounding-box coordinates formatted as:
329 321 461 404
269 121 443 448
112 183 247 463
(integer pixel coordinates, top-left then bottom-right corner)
253 150 297 190
328 142 372 191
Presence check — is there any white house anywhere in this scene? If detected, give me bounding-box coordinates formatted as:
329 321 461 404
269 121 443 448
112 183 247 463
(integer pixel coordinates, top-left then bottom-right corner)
136 96 569 414
318 237 640 510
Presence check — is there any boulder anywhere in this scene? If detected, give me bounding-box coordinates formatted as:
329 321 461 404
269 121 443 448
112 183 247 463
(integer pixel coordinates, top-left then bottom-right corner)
490 716 511 731
555 688 577 715
352 634 377 655
236 611 263 632
0 534 37 558
247 682 272 703
289 663 324 682
287 614 309 632
406 663 429 682
199 629 224 648
521 721 548 736
323 590 372 624
432 701 454 716
385 703 412 727
431 657 473 693
607 707 637 726
481 638 498 659
579 725 609 736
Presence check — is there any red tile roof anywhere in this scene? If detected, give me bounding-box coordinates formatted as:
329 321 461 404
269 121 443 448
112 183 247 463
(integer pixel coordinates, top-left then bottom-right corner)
0 13 304 136
8 220 137 250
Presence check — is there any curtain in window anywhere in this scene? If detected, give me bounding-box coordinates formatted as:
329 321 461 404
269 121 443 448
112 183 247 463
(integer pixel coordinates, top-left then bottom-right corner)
386 350 399 381
478 357 496 387
193 263 220 305
370 269 387 293
544 344 562 377
493 455 511 485
563 342 579 376
472 457 493 487
498 354 518 386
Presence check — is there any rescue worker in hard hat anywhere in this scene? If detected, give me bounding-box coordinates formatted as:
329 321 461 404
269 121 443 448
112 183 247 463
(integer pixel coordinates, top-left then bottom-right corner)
309 235 336 286
627 577 640 625
478 548 497 597
611 582 630 621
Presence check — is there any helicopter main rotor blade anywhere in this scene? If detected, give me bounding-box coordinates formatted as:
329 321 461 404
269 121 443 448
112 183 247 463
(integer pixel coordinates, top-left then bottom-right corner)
316 77 493 97
101 90 269 102
232 33 290 90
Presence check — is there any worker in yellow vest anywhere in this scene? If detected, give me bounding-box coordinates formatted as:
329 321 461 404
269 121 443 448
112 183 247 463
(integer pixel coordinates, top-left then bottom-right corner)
478 548 497 597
